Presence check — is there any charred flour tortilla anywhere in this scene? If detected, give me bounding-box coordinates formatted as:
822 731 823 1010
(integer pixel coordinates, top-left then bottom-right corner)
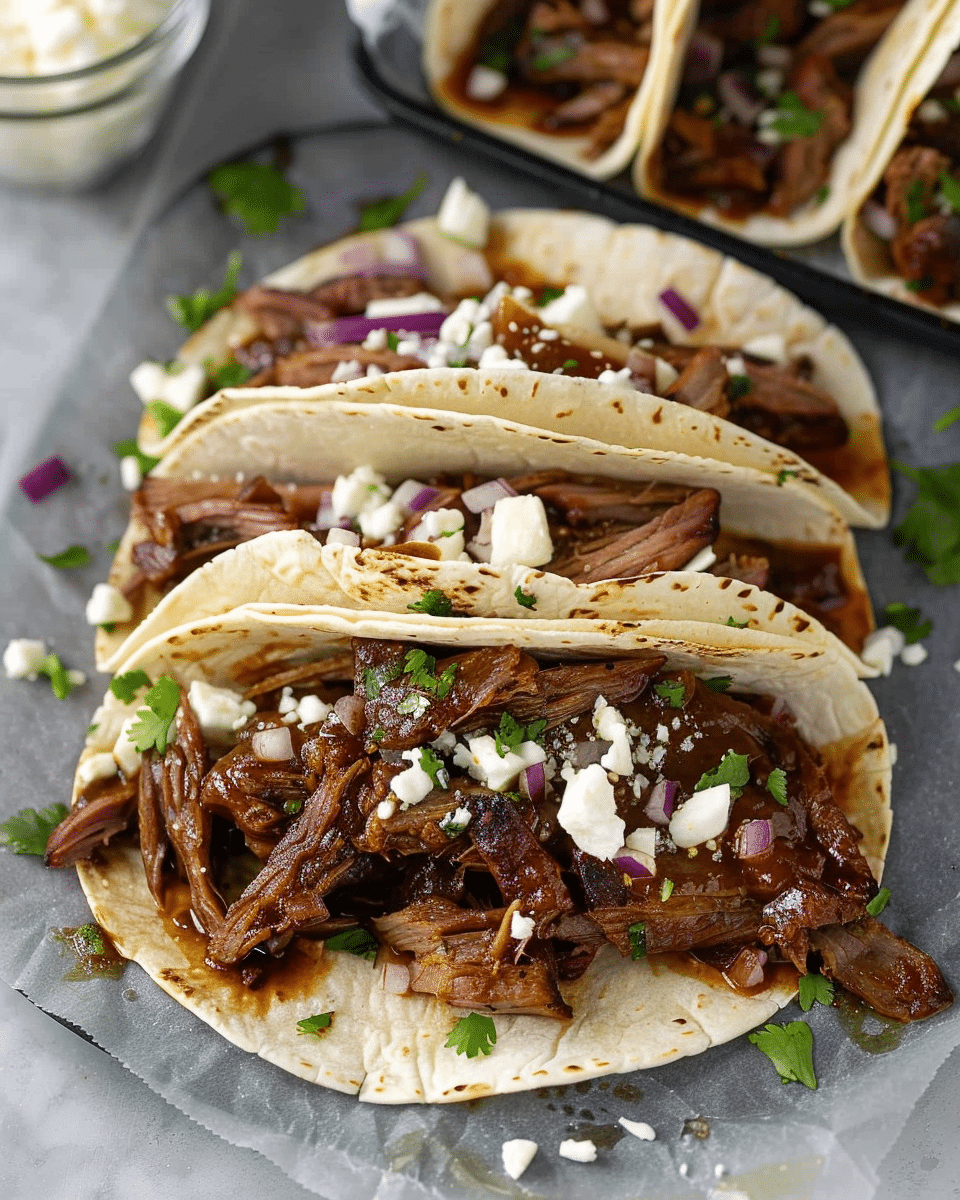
62 607 917 1103
634 0 949 246
140 209 888 527
422 0 695 178
842 2 960 320
98 398 873 673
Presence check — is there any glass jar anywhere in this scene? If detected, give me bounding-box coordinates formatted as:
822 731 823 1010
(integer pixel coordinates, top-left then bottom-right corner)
0 0 210 190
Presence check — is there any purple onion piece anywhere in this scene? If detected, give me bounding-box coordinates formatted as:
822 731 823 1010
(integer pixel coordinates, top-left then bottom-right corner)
339 230 425 279
520 761 545 802
770 696 792 723
682 29 723 86
718 71 763 126
19 455 71 502
334 693 366 735
736 818 773 859
747 141 777 167
861 199 897 242
658 288 700 333
644 779 679 825
615 854 653 879
306 310 446 348
461 478 516 514
316 500 353 531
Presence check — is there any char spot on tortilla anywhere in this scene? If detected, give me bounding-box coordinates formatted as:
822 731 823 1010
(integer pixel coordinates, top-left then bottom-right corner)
773 600 785 613
457 379 467 391
652 408 663 424
793 618 811 633
613 401 623 413
718 578 732 590
499 387 508 398
557 409 573 418
867 739 883 751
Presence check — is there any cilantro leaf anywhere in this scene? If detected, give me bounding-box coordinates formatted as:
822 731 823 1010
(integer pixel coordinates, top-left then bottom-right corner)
531 44 576 72
74 922 106 956
127 674 180 754
766 767 788 806
397 693 431 717
933 404 960 433
40 653 76 700
419 746 450 790
797 972 835 1013
363 660 402 699
704 676 732 694
938 171 960 216
109 669 152 704
659 878 674 902
776 469 800 486
477 15 523 73
37 545 90 569
113 440 160 477
208 161 306 235
728 374 752 400
654 679 686 708
748 1020 817 1089
445 1012 497 1058
560 357 578 373
906 276 934 293
755 13 780 45
297 1012 333 1037
815 184 830 204
628 921 647 960
407 589 453 617
892 460 960 585
0 803 68 855
514 585 537 609
882 601 931 644
357 173 427 232
386 331 401 352
769 91 824 140
402 649 458 698
538 286 564 305
145 399 183 439
906 179 928 225
208 360 254 391
324 928 377 962
166 250 242 333
695 750 750 798
725 616 749 628
494 712 545 757
866 887 891 916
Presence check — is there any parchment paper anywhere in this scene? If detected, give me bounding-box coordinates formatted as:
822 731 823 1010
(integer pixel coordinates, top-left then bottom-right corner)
0 123 958 1200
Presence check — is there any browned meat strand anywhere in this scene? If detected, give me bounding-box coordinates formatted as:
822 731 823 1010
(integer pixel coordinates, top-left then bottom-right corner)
526 654 665 728
44 778 137 868
138 753 169 907
531 478 695 526
701 0 807 46
528 40 648 88
891 215 960 305
770 55 852 216
663 347 731 417
546 81 628 128
593 894 766 955
235 273 423 341
265 346 424 388
733 361 849 452
793 1 900 66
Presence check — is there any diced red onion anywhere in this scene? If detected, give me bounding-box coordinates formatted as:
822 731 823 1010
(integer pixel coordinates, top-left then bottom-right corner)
466 507 493 562
615 853 653 879
460 477 517 514
683 29 723 86
935 50 960 90
306 310 447 348
334 693 366 735
770 696 792 723
570 739 609 768
381 962 409 993
316 499 352 530
718 71 763 126
735 818 773 859
724 946 768 989
520 761 545 802
644 779 678 825
251 725 294 761
861 199 897 241
658 288 700 333
391 479 439 514
19 455 70 502
339 230 425 279
747 141 777 167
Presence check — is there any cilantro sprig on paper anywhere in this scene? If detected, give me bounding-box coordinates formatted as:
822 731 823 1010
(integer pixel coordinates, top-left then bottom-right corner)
37 545 90 569
40 653 79 700
748 1020 817 1089
0 803 68 856
798 971 835 1013
166 251 242 333
445 1012 497 1058
892 460 960 585
357 173 427 232
209 161 306 235
127 674 180 754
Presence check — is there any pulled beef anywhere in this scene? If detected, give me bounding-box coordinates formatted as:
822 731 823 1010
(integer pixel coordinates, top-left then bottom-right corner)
891 215 960 306
44 778 137 868
531 478 694 526
770 54 851 216
663 346 731 417
793 1 900 67
733 361 849 452
592 894 765 956
545 80 627 128
236 273 423 342
527 40 648 88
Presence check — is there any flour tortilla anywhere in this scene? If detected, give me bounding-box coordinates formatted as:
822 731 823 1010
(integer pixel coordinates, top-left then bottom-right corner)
422 0 697 179
842 2 960 322
76 606 891 1103
634 0 953 248
100 397 873 674
140 210 888 528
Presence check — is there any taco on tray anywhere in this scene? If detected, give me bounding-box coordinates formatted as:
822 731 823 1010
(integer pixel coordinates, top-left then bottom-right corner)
634 0 951 247
47 608 951 1103
842 3 960 319
421 1 695 178
97 397 874 673
135 202 888 527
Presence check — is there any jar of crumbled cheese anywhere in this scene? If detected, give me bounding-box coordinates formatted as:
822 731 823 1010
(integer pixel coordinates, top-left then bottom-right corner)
0 0 208 189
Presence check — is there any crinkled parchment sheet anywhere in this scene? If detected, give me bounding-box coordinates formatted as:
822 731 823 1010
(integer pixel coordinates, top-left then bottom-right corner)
2 119 959 1200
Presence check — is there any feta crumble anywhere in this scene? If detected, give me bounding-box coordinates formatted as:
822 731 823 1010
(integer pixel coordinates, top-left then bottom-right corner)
85 582 133 626
130 360 206 414
365 292 444 318
593 697 633 774
900 642 928 666
331 465 391 521
389 748 436 809
187 681 255 737
557 762 625 860
119 454 142 491
502 1139 538 1180
436 176 491 249
669 783 732 849
409 507 465 559
539 285 603 335
452 735 545 792
559 1139 597 1163
618 1117 656 1141
861 626 905 676
3 638 48 679
510 911 535 941
488 494 554 568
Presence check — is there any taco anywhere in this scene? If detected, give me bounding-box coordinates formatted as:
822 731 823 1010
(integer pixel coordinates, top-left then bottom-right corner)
842 3 960 318
97 397 874 673
422 1 695 178
136 204 888 527
47 608 951 1102
634 0 951 247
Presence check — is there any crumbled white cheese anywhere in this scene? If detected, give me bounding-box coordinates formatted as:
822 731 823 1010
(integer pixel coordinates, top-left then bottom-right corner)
76 751 118 788
755 67 783 97
439 297 480 347
467 319 493 354
187 681 255 736
362 327 388 351
741 332 787 364
331 358 364 383
439 806 471 835
889 742 897 766
539 285 603 335
593 697 633 774
365 292 445 318
410 507 466 559
654 356 679 392
119 454 142 491
725 354 746 376
68 668 86 688
85 583 133 626
331 465 391 521
377 798 397 820
557 762 625 861
478 343 529 370
130 360 206 414
390 748 437 809
296 694 332 727
437 176 491 249
625 827 656 857
559 1139 597 1163
366 363 384 378
113 714 143 778
3 638 48 679
502 1138 538 1181
900 642 928 666
466 64 508 102
598 366 633 385
489 494 554 568
357 499 404 542
918 98 948 123
510 911 535 941
618 1117 656 1141
452 735 546 792
431 729 457 753
861 626 906 676
669 783 732 849
278 687 298 715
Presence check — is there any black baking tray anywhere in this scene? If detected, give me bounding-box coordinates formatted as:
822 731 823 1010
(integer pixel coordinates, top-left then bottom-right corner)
352 34 960 359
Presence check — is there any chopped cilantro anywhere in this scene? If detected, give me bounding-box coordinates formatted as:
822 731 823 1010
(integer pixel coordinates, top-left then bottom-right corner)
933 405 960 432
146 399 184 439
797 971 835 1013
324 928 377 962
113 440 160 477
905 276 934 293
402 649 458 698
866 887 891 916
407 589 453 617
386 331 401 352
659 878 674 903
283 798 303 815
37 545 90 569
882 601 931 644
297 1012 333 1037
74 923 106 956
937 172 960 216
100 623 115 634
357 173 427 232
748 1020 817 1089
494 712 546 757
208 160 306 235
397 693 431 718
514 585 537 609
704 676 732 694
440 811 470 838
905 179 928 225
477 16 522 73
628 921 647 960
654 679 686 708
419 746 450 790
815 184 830 204
445 1012 497 1058
892 460 960 584
537 286 564 305
725 616 749 628
371 726 385 743
530 44 576 72
363 660 402 699
776 469 800 486
769 91 824 140
207 360 254 390
166 250 242 333
755 14 780 45
560 358 578 372
0 803 68 855
695 750 750 798
727 374 752 400
766 767 788 806
127 674 180 754
161 359 184 375
109 669 152 704
40 653 76 700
